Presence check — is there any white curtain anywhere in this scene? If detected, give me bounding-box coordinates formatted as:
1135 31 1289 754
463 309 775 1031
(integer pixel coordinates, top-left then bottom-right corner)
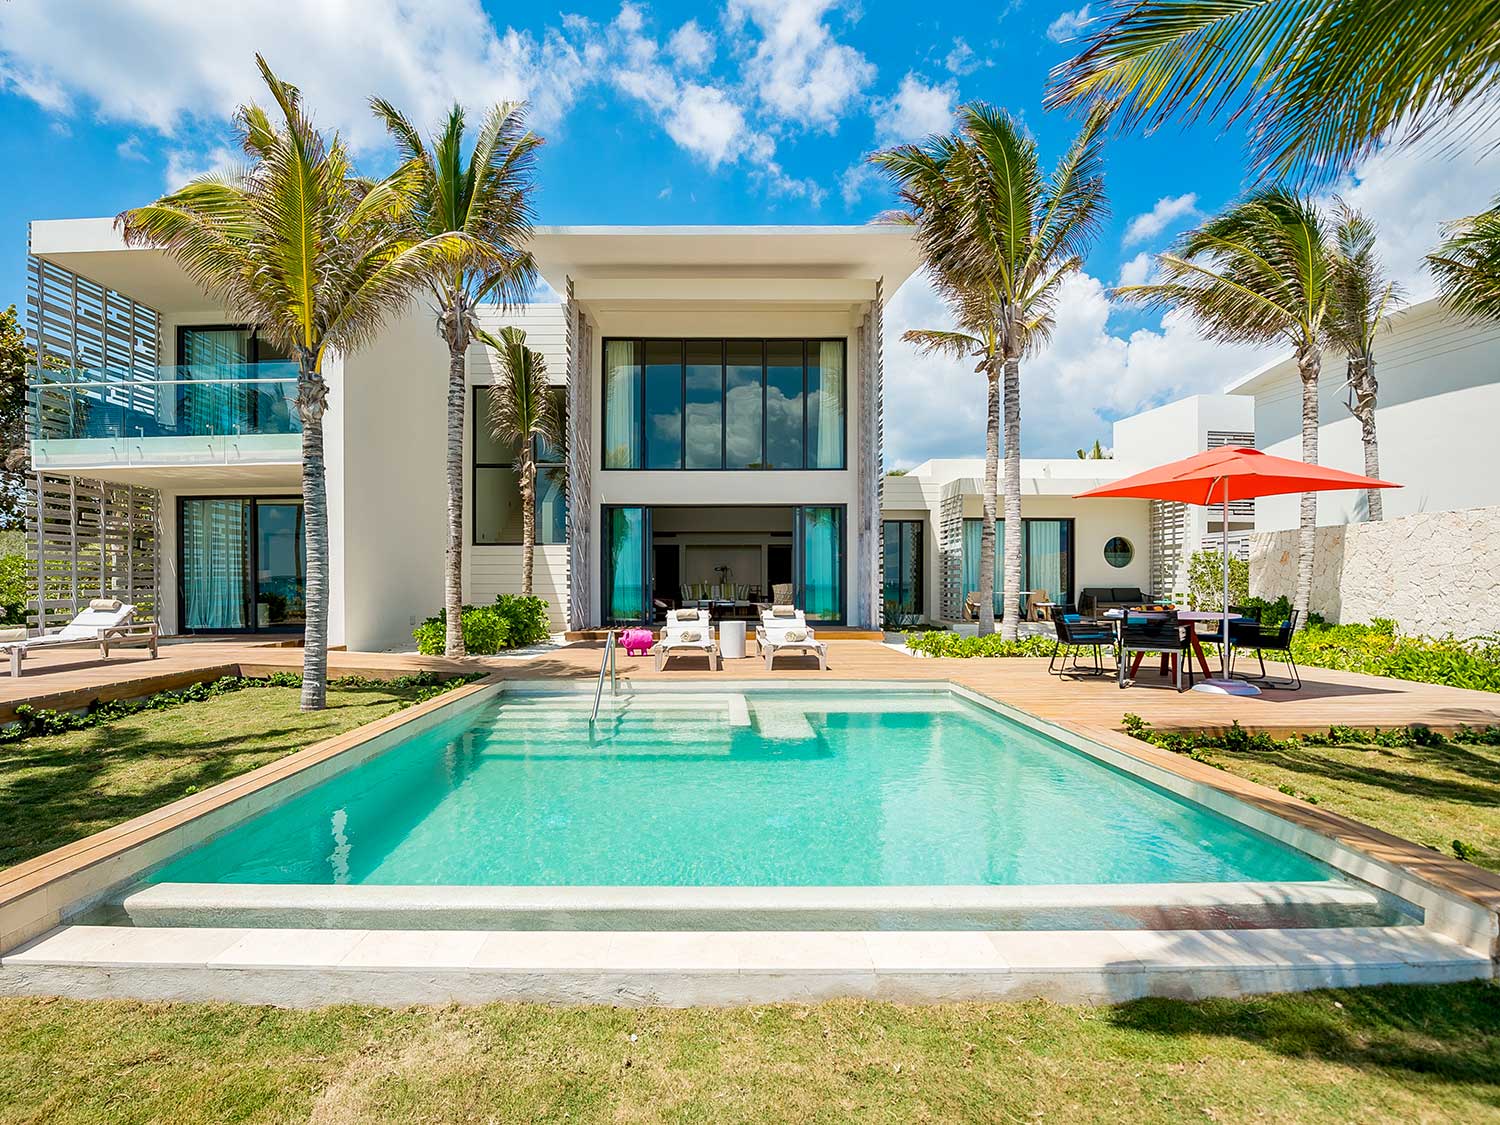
603 340 640 468
815 340 845 468
1027 520 1064 603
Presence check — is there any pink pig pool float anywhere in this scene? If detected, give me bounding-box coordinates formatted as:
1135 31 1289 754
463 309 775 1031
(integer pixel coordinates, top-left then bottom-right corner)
620 627 655 657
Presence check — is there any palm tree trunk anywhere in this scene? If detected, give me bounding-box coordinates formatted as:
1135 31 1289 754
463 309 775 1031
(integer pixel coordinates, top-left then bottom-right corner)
1294 340 1321 631
296 353 329 712
443 335 467 657
1347 354 1382 520
520 449 536 596
978 369 1000 636
1000 355 1023 643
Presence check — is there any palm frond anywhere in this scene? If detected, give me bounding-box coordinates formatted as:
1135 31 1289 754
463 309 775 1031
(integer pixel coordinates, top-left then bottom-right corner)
479 325 562 451
1327 198 1402 355
1429 195 1500 322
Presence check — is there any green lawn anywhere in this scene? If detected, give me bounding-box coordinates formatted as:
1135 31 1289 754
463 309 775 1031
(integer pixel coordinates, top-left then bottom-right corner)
1122 719 1500 873
1 984 1497 1123
0 679 459 870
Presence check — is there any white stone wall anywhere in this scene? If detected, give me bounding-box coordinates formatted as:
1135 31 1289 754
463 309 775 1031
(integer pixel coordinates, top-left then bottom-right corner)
1249 505 1500 637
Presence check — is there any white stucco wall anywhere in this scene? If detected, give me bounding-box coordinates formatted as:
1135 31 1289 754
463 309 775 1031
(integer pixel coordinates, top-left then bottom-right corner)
1239 300 1500 531
1248 505 1500 637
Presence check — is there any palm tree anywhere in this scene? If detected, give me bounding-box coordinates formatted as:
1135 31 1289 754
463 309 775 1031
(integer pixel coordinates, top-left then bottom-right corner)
1428 195 1500 322
1046 0 1500 183
1076 439 1109 459
1116 188 1335 627
480 326 562 595
1327 201 1401 520
372 99 541 658
873 103 1110 639
119 56 476 709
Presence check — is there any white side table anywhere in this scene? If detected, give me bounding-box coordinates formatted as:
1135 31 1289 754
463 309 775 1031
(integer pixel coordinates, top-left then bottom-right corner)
719 619 747 660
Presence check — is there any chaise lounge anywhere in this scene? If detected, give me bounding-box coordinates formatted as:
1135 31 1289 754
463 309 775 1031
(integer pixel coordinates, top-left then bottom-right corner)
1 599 159 677
653 608 720 671
756 606 828 671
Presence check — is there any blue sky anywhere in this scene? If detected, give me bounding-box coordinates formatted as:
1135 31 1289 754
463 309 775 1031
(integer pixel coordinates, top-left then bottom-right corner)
3 1 1496 462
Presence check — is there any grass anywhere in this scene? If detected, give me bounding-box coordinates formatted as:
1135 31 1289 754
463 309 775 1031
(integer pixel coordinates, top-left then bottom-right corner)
0 983 1496 1122
0 678 466 870
1121 718 1500 872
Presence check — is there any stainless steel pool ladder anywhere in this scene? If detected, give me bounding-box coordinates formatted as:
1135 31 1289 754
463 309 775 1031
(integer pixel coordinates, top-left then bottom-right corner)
590 629 617 724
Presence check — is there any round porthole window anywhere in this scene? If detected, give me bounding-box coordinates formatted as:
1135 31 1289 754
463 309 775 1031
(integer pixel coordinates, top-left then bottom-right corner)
1104 536 1134 568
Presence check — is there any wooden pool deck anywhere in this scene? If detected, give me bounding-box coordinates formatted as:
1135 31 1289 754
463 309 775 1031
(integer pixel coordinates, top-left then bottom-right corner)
3 636 1498 738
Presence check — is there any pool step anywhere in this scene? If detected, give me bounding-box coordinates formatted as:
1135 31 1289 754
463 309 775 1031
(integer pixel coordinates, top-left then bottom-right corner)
2 922 1487 1007
114 881 1408 933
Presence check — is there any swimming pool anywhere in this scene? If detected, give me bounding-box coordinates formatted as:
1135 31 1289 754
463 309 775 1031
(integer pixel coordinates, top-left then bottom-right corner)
151 688 1335 888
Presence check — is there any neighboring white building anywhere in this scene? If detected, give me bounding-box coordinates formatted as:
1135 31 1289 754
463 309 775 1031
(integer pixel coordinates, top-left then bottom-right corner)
24 220 919 647
1229 296 1500 530
878 394 1254 623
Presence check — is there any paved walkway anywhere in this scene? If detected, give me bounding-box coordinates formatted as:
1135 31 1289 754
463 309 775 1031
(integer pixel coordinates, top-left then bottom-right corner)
6 636 1499 737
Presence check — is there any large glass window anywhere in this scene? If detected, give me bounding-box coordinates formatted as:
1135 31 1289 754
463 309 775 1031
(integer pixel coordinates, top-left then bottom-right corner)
882 519 923 623
963 517 1073 614
725 340 764 470
602 338 845 470
472 386 567 546
798 506 844 622
603 506 649 624
685 340 724 469
179 496 304 632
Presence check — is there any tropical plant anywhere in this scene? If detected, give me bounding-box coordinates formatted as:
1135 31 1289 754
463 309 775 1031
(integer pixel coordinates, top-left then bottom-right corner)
872 102 1110 640
1046 0 1500 184
1186 549 1248 611
371 98 541 658
1428 195 1500 322
1326 201 1400 520
480 326 562 595
1116 188 1335 629
1076 439 1110 459
118 56 477 709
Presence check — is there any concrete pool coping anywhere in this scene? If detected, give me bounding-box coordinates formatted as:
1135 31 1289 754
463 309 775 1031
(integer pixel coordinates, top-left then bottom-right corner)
1 675 1497 1005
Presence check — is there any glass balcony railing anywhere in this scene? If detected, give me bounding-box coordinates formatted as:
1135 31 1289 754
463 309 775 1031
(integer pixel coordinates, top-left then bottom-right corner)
28 364 302 441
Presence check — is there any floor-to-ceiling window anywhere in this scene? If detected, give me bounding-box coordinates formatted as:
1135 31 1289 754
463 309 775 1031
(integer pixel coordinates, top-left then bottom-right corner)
601 338 846 471
179 496 305 632
602 506 650 624
962 517 1074 614
472 386 567 546
797 505 844 622
882 519 923 624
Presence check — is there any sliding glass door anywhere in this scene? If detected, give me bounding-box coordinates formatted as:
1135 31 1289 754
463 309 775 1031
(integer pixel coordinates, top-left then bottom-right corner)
962 517 1074 614
882 519 922 624
602 506 651 625
795 505 844 623
179 497 305 633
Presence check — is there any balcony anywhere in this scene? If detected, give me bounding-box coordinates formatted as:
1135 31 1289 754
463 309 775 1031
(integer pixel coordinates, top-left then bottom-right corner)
28 364 302 483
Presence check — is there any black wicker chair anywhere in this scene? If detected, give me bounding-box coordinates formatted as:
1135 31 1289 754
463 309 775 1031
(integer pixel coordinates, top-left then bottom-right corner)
1229 609 1302 689
1118 611 1192 691
1049 608 1115 677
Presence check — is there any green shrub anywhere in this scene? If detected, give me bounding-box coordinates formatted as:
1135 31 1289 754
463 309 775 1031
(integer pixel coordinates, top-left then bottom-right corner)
904 631 1055 658
413 594 552 656
1290 622 1500 693
0 553 27 625
1186 550 1249 611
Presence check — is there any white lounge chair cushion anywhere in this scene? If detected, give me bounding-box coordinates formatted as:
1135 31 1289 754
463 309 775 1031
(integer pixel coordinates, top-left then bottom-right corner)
55 603 136 641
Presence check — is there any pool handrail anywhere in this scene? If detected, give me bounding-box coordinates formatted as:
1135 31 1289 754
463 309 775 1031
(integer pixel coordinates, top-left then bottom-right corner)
590 629 617 724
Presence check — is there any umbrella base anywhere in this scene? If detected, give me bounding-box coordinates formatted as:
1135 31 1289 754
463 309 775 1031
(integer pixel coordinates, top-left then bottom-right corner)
1192 678 1262 697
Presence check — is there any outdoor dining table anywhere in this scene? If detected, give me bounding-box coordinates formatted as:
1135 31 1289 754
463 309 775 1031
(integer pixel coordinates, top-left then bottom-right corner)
1102 609 1250 682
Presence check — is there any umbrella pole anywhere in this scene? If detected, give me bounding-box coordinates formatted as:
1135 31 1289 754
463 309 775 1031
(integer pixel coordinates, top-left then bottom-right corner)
1221 488 1230 677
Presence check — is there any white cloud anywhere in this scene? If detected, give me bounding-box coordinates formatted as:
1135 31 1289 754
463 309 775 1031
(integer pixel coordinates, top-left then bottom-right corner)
163 145 238 190
725 0 876 129
1121 192 1199 247
1115 251 1155 288
115 135 146 161
0 0 590 154
840 161 880 206
667 20 715 69
1046 5 1093 44
662 83 753 169
943 37 985 76
872 73 956 146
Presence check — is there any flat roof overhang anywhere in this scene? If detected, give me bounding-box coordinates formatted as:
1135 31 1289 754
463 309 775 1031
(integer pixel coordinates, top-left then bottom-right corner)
530 225 922 304
29 219 224 313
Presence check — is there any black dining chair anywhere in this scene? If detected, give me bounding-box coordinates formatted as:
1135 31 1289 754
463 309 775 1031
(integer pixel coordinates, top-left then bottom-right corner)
1118 610 1193 691
1229 609 1302 689
1049 606 1115 677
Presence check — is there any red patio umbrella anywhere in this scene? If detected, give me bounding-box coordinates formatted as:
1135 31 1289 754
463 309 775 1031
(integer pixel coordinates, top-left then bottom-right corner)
1075 447 1399 694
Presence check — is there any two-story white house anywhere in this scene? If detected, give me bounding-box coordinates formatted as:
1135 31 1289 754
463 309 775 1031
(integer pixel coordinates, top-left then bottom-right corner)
23 220 920 648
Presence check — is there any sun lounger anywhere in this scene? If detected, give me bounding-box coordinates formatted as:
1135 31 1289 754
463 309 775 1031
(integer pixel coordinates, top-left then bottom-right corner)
1 599 159 677
653 608 720 671
755 606 828 671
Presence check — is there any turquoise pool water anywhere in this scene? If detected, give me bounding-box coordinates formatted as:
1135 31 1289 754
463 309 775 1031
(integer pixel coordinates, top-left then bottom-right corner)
151 689 1332 887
